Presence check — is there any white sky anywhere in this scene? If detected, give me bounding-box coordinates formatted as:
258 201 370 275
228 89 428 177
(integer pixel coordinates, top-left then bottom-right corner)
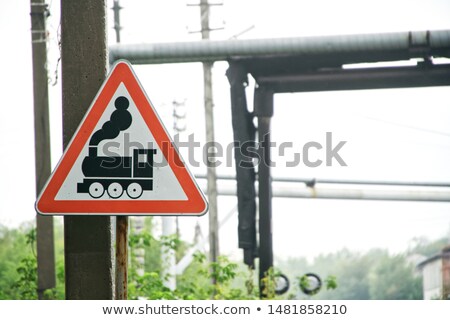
1 0 450 260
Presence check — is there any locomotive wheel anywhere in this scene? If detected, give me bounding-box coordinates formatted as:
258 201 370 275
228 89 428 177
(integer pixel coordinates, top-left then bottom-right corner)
88 182 104 198
107 182 123 198
126 182 143 199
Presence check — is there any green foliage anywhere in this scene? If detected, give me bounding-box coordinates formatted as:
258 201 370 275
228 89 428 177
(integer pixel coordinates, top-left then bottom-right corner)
0 221 65 300
0 225 37 299
296 273 337 297
0 220 336 300
13 257 37 299
260 268 278 299
0 226 26 299
244 267 258 297
210 255 239 298
2 219 443 300
298 274 318 296
408 236 449 257
12 228 40 299
129 271 178 300
129 245 252 300
325 275 338 290
368 254 422 300
127 217 253 300
174 252 210 299
160 234 181 252
277 248 422 300
176 252 243 299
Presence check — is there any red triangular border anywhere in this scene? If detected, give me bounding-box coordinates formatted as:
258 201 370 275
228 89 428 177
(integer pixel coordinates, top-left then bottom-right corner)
36 61 208 216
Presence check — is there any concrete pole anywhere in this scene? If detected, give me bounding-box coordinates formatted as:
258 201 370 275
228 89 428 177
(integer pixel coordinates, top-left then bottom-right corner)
200 0 219 270
30 0 56 299
110 0 128 300
161 218 176 290
61 0 114 299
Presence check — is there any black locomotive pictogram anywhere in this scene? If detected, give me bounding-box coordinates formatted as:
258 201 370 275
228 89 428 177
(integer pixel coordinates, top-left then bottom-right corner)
77 96 156 199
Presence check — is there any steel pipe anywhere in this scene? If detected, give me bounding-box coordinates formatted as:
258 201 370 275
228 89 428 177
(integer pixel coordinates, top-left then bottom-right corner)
110 30 450 65
210 184 450 202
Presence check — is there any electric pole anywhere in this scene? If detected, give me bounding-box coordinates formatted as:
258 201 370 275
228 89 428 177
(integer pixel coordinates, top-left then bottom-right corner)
110 0 128 300
199 0 220 271
112 0 122 43
61 0 113 299
160 99 187 291
30 0 56 299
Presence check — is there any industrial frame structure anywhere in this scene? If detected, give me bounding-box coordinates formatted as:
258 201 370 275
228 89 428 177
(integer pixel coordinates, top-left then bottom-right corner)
110 29 450 296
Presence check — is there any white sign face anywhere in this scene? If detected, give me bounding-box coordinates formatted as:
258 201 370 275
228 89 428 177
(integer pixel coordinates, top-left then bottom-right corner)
36 61 208 216
55 83 187 201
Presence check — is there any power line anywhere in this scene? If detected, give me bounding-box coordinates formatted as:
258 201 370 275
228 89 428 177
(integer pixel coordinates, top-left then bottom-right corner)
357 114 450 138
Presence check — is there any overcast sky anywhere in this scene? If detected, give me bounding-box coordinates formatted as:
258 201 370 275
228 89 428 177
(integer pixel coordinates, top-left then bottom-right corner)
1 0 450 260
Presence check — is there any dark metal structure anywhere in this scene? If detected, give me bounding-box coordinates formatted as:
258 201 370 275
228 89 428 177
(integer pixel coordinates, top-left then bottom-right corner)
110 29 450 297
225 31 450 297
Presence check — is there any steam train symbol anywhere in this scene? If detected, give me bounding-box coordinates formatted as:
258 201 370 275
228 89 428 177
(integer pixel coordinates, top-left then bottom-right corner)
77 96 156 199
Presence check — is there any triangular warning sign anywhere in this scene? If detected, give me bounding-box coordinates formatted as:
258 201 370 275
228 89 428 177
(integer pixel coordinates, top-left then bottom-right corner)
36 60 208 216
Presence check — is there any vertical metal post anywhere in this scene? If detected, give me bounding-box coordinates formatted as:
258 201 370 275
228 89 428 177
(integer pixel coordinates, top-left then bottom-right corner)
111 0 128 300
115 216 128 299
30 0 56 299
112 0 121 43
254 86 274 298
160 101 185 290
61 0 114 299
226 63 257 268
172 100 186 243
200 0 220 269
161 218 176 290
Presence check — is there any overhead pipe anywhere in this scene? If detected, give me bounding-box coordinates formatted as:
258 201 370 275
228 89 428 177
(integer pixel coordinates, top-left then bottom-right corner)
195 174 450 188
209 184 450 202
109 30 450 65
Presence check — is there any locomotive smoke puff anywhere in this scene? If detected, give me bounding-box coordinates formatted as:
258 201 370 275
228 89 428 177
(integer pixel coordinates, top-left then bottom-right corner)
89 96 132 146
